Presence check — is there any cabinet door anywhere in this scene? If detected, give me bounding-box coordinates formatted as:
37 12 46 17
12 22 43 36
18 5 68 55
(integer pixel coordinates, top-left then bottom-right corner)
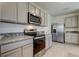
1 2 17 22
45 35 50 50
71 34 79 44
1 48 22 57
0 2 1 20
22 44 33 57
65 33 72 43
78 15 79 28
65 17 72 27
41 10 45 25
44 13 48 26
35 7 41 16
45 34 52 50
48 34 52 47
71 16 78 28
18 2 28 23
29 3 35 15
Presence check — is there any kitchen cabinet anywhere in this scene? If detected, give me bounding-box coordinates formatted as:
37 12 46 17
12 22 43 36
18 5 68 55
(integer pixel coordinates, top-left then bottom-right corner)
71 16 78 28
1 48 22 57
41 10 45 26
65 16 78 28
44 13 48 26
1 37 33 57
78 15 79 28
65 33 72 43
22 44 33 57
29 3 36 15
1 2 17 22
65 17 72 28
29 3 47 26
45 34 52 50
71 33 79 44
18 2 28 24
35 7 41 17
0 2 1 20
65 33 79 44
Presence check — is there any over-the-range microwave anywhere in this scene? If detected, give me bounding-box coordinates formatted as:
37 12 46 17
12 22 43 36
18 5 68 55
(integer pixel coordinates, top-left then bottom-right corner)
28 12 41 25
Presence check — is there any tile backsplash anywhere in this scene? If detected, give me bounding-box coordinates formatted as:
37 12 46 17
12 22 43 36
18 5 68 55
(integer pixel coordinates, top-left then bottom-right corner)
0 22 47 33
0 32 24 40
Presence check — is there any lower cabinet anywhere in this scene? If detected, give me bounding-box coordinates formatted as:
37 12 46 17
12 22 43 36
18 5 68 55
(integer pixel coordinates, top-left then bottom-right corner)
65 33 72 43
22 44 33 57
1 44 33 57
65 33 79 44
45 34 52 50
1 48 22 57
71 34 79 44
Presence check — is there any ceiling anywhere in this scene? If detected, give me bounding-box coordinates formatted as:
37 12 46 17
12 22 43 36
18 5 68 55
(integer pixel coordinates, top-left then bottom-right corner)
34 2 79 16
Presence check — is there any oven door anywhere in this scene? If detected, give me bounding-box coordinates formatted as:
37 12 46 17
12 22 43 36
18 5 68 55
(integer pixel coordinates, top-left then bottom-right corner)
33 36 45 56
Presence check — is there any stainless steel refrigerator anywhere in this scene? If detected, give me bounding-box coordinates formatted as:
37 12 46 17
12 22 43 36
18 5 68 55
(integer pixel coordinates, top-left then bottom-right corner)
51 24 65 43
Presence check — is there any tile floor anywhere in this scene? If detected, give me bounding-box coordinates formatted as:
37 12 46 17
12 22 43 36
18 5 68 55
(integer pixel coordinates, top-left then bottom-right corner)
43 42 79 57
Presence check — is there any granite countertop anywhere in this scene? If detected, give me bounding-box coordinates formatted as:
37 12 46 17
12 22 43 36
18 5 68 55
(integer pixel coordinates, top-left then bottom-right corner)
65 31 79 33
0 35 33 45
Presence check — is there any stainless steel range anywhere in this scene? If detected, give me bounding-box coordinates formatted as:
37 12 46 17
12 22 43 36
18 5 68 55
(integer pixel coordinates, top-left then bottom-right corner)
33 32 45 57
24 30 46 57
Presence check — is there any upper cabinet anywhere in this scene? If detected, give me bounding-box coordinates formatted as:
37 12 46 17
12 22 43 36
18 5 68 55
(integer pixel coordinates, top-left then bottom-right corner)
44 12 48 26
1 2 17 22
29 3 36 15
1 2 28 24
18 2 28 24
0 2 47 26
29 3 41 17
29 3 47 26
65 15 78 28
0 3 1 20
71 16 78 28
41 10 46 26
35 7 41 17
65 17 72 27
78 15 79 28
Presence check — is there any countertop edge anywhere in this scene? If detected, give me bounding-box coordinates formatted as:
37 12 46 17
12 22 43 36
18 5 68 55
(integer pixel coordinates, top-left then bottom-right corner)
1 37 33 45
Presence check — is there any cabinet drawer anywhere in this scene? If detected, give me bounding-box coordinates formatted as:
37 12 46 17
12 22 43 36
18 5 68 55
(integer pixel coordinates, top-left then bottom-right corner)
1 39 33 54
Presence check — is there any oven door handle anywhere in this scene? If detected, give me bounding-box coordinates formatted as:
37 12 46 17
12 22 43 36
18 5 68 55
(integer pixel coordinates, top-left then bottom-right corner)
34 36 45 39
